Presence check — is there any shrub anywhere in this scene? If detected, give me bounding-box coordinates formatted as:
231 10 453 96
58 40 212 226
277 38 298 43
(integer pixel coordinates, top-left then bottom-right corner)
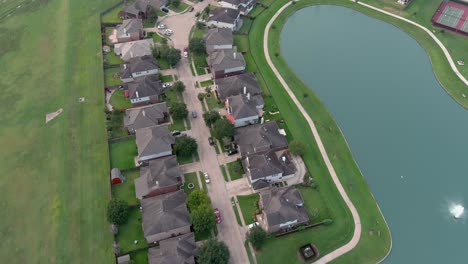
173 136 197 157
169 102 188 120
198 239 230 264
107 199 129 225
247 226 267 249
173 81 186 93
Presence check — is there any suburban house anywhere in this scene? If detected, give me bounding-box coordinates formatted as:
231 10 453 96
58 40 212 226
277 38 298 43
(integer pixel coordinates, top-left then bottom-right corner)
204 28 233 54
120 55 159 83
135 155 181 199
258 187 310 233
225 93 263 128
115 19 144 43
147 232 197 264
234 121 288 156
141 190 191 243
127 75 164 106
114 38 154 61
135 124 175 162
218 0 257 15
124 102 168 133
215 72 262 101
207 47 246 79
119 0 168 19
243 149 296 190
205 7 241 30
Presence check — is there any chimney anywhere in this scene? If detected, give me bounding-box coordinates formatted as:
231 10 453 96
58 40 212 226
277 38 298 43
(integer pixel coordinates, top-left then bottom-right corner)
282 156 286 162
243 86 246 94
142 110 146 117
233 52 236 59
130 51 134 58
136 91 139 98
247 92 250 100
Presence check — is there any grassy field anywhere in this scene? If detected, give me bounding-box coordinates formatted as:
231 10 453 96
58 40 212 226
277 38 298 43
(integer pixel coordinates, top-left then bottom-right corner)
109 138 138 170
0 0 118 262
111 168 140 206
247 1 394 263
237 194 259 225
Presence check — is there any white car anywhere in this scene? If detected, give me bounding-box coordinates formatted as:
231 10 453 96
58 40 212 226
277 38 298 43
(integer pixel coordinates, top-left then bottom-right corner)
162 82 172 88
204 172 210 184
157 24 167 29
183 51 188 58
248 222 259 230
165 29 174 35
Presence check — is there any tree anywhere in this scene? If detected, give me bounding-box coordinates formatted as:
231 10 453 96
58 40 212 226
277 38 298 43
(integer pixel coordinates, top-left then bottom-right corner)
187 190 211 210
289 140 305 156
189 37 205 54
198 93 205 101
205 86 212 94
198 239 230 264
174 136 198 157
107 199 129 225
247 226 267 249
169 102 188 120
147 7 158 24
203 110 221 127
212 118 234 140
160 45 181 66
191 204 216 235
196 21 204 29
173 81 185 93
171 0 181 8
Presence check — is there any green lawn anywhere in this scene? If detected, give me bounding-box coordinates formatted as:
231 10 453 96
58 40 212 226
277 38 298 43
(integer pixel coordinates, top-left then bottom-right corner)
199 79 213 87
168 2 190 13
106 110 128 139
177 153 194 165
205 93 220 110
234 34 250 52
226 159 244 181
220 165 229 182
116 207 148 253
183 172 200 194
199 171 207 190
169 117 186 131
104 67 123 86
248 0 394 262
109 138 137 170
160 74 174 83
0 0 116 262
101 3 124 23
231 197 243 226
105 27 115 46
111 169 140 206
192 52 208 75
157 10 167 17
237 194 259 225
237 17 253 34
157 57 170 70
104 50 123 65
192 26 205 39
130 249 149 264
245 240 256 264
110 89 132 110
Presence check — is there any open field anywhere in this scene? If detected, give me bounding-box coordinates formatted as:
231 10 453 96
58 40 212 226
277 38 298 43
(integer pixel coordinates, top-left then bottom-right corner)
247 1 393 263
0 0 118 262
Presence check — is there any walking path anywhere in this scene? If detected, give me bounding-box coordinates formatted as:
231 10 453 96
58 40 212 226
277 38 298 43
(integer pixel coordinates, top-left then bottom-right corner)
354 0 468 86
263 2 361 263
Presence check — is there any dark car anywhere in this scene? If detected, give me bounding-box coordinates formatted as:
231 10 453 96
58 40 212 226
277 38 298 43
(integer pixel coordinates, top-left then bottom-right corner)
208 137 215 145
195 11 200 17
189 7 194 12
161 7 169 13
172 130 181 136
227 149 238 156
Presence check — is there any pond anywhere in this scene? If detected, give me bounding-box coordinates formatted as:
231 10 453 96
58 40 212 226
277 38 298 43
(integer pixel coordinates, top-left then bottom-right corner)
281 5 468 263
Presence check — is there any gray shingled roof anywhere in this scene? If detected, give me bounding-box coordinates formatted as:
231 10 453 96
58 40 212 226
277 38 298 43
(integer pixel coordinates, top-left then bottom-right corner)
234 121 288 156
116 19 143 37
135 124 175 158
120 55 159 79
204 28 233 53
208 7 240 24
124 102 168 131
135 155 181 198
127 75 163 101
207 47 245 72
251 179 270 190
148 232 197 264
260 187 309 227
227 94 261 120
114 39 154 61
142 190 191 239
215 73 261 100
244 149 296 181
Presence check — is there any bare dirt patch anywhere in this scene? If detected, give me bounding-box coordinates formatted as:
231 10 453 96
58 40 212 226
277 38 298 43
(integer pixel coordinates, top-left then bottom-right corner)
45 108 63 123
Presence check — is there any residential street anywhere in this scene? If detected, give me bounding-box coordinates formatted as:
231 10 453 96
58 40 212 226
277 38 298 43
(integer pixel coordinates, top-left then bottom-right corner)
158 3 250 263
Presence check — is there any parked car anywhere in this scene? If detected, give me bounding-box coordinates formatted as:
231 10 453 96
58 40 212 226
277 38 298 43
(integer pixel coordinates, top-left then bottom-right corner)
157 24 167 29
164 29 174 36
192 111 197 118
189 6 194 12
162 82 172 88
227 149 238 156
195 12 200 17
161 7 169 13
183 47 188 57
208 137 214 145
172 130 181 136
248 222 259 230
204 172 210 184
214 208 222 224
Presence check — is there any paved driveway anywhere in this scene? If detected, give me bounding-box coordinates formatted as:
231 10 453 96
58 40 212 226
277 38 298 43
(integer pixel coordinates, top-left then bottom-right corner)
159 4 250 263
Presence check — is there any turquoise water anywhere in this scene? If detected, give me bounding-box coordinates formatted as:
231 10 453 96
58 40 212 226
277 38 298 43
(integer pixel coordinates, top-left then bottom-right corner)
281 5 468 263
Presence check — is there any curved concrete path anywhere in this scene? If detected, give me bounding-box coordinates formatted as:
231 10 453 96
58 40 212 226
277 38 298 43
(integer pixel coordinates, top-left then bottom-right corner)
355 1 468 86
264 2 361 263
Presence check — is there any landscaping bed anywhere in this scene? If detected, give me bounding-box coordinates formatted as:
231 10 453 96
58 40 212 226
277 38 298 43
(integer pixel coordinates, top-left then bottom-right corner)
109 138 138 170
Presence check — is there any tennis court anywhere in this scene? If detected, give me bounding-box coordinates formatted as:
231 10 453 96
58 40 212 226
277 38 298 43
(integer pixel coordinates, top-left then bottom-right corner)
432 1 468 36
